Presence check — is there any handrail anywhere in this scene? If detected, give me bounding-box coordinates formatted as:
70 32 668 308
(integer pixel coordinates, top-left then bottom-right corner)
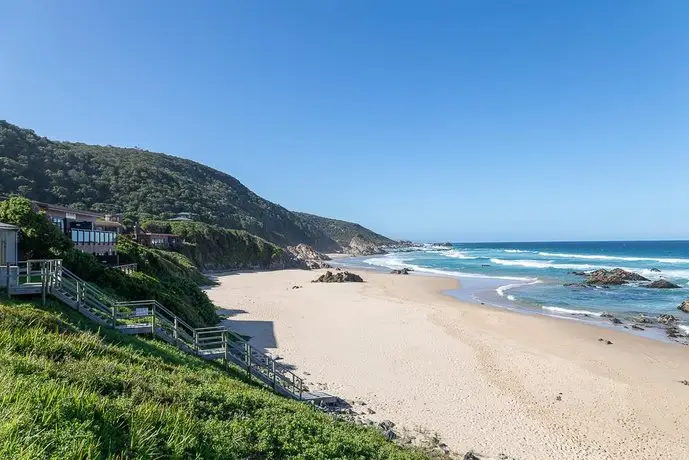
17 259 307 400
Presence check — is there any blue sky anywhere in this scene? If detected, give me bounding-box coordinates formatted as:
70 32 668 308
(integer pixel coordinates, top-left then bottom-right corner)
2 1 688 242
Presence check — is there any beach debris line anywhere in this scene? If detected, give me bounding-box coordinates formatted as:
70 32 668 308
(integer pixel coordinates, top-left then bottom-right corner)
312 270 364 283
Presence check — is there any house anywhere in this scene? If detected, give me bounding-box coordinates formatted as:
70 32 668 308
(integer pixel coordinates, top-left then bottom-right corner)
132 225 181 249
0 222 19 265
33 201 120 261
169 212 195 222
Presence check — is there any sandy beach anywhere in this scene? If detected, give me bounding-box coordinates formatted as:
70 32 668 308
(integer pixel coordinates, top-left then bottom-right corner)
206 269 689 459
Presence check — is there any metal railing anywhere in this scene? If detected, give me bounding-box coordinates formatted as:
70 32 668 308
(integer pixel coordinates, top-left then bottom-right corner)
112 263 137 275
6 259 305 399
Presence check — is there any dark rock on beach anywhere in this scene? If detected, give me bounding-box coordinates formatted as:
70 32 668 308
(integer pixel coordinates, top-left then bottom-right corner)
312 270 364 283
646 279 682 289
585 268 649 285
463 452 480 460
390 268 412 275
657 314 678 325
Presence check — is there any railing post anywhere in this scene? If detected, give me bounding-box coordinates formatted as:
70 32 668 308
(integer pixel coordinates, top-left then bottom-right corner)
76 282 81 311
271 358 276 389
194 332 199 354
174 317 179 348
6 262 10 298
41 262 47 305
26 262 31 285
112 304 117 328
223 331 228 365
245 342 252 376
151 303 156 335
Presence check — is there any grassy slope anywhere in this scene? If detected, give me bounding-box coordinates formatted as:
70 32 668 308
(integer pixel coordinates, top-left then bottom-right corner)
0 299 428 460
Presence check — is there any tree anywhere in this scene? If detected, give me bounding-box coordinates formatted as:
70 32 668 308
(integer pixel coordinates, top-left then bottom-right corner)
0 196 72 259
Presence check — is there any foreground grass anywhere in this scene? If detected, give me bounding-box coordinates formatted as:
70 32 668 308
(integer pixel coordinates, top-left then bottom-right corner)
0 299 427 460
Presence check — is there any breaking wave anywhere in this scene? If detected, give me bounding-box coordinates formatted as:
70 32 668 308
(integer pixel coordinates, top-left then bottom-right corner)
538 252 689 264
541 306 603 317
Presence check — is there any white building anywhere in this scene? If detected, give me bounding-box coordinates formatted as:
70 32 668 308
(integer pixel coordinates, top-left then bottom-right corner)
0 222 19 265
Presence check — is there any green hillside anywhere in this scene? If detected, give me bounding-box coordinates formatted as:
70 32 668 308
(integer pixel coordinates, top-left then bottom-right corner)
0 299 428 459
295 212 396 248
0 120 391 251
142 220 291 271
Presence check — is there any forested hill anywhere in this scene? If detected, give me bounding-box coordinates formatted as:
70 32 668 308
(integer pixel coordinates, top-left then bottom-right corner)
0 120 392 251
295 212 396 248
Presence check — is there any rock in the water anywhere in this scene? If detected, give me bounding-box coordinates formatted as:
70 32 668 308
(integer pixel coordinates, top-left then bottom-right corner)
600 312 614 318
634 314 653 324
678 300 689 314
585 268 649 285
667 326 683 338
348 235 387 256
657 314 678 325
390 268 412 275
631 324 645 331
312 270 364 283
646 279 681 289
569 271 588 276
610 317 623 325
650 268 661 272
434 242 454 248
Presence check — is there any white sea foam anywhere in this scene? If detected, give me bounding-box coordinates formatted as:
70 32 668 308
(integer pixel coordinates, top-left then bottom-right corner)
438 250 477 259
538 252 689 264
495 280 541 298
678 325 689 336
541 306 603 317
507 295 516 301
489 258 599 271
504 249 530 253
363 256 536 282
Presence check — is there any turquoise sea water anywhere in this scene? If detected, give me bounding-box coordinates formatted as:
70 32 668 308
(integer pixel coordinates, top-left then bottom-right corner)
341 241 689 337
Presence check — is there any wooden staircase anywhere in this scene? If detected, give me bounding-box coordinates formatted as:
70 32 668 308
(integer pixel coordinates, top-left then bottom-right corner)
4 259 335 404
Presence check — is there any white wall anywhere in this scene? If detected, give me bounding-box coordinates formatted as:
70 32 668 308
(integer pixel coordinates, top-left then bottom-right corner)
0 229 18 265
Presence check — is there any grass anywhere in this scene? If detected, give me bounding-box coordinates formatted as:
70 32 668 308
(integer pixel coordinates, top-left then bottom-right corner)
0 298 429 460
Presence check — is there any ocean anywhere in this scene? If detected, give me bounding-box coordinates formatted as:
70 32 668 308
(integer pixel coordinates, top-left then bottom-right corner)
340 241 689 339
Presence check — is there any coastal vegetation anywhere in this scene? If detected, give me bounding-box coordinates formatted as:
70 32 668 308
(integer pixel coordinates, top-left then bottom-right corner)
142 220 289 271
0 120 394 252
0 298 427 459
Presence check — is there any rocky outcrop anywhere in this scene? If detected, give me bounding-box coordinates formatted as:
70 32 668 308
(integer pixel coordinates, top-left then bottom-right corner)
585 268 649 285
433 242 454 248
347 235 387 256
657 314 678 325
390 268 412 275
286 243 332 269
646 279 681 289
650 268 661 273
312 271 364 283
678 300 689 314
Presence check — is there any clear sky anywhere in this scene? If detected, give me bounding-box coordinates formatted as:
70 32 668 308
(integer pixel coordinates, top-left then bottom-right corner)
2 1 688 242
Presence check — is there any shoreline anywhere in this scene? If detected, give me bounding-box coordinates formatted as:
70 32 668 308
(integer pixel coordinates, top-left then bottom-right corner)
207 267 689 459
331 256 689 346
